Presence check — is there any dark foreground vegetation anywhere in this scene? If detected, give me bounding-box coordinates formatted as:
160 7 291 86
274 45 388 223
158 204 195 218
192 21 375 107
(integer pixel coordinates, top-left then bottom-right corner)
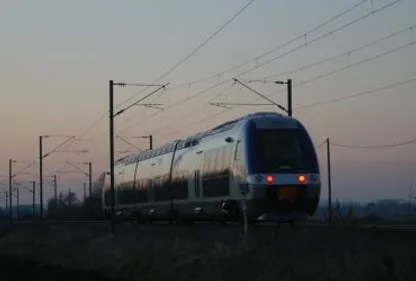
0 223 415 281
0 255 119 281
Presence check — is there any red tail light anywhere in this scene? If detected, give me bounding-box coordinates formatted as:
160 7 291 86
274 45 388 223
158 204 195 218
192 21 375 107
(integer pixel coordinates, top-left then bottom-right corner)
298 175 306 183
266 175 275 183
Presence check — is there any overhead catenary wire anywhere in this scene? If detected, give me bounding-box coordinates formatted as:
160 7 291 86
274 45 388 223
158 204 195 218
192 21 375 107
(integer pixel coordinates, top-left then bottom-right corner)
86 0 375 138
61 0 400 155
166 0 369 91
123 0 258 107
116 0 400 134
58 0 258 150
233 0 401 79
148 82 236 136
314 140 327 150
296 76 416 110
163 34 415 137
253 23 416 82
159 75 416 140
330 138 416 149
158 46 415 140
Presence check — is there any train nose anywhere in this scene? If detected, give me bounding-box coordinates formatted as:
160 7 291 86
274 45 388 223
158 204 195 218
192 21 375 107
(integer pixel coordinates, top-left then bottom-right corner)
254 184 319 218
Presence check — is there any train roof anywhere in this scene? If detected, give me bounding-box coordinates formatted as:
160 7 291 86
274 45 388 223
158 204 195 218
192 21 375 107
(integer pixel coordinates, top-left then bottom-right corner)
115 111 291 166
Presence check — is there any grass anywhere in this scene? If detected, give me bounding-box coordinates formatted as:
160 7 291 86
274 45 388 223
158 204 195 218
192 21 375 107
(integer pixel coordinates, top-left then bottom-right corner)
0 223 415 281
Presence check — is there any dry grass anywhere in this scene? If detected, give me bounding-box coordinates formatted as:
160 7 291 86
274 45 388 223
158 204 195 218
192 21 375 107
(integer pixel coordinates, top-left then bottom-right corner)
0 223 415 281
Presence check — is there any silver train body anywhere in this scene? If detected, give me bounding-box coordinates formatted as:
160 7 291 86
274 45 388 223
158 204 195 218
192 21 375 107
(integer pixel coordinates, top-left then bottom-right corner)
102 112 321 223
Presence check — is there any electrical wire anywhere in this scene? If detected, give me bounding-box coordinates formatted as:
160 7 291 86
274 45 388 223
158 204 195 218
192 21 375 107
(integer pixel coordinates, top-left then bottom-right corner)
116 0 399 134
254 24 416 82
294 41 415 91
160 75 416 139
117 79 228 133
233 0 400 79
58 0 258 150
59 0 398 153
138 81 236 136
117 0 258 108
296 76 416 110
314 140 327 150
330 138 416 149
166 0 369 92
84 0 373 138
158 37 415 138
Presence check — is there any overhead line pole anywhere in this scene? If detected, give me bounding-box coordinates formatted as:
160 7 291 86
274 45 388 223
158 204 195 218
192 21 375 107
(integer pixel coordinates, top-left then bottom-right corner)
83 182 87 200
53 175 57 202
39 135 77 225
39 136 43 224
326 137 332 225
11 181 36 219
275 79 292 117
109 80 168 234
15 187 19 220
32 181 36 218
8 159 12 225
109 80 115 236
88 162 92 197
8 159 35 224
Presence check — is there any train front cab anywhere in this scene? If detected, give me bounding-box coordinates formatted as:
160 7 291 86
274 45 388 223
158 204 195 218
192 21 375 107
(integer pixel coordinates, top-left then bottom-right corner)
242 117 321 222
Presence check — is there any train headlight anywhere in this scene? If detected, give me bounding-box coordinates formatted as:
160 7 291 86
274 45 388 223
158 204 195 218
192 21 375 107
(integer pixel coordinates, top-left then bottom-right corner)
298 175 306 183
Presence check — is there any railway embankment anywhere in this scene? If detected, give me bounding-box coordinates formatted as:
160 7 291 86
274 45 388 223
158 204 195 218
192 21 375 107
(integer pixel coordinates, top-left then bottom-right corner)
0 223 415 281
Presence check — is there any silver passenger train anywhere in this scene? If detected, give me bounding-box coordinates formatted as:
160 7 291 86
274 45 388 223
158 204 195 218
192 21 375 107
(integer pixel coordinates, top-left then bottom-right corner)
102 112 321 224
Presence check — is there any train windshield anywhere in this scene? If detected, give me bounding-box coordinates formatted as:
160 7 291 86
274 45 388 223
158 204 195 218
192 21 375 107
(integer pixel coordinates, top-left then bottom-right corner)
256 129 318 173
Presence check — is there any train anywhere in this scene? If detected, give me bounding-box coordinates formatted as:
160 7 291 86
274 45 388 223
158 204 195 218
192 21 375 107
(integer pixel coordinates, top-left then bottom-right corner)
101 111 321 224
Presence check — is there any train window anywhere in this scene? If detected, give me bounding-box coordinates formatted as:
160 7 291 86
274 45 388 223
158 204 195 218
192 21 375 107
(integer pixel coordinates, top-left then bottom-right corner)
154 175 171 202
255 129 318 173
136 179 148 203
261 130 302 165
171 171 188 200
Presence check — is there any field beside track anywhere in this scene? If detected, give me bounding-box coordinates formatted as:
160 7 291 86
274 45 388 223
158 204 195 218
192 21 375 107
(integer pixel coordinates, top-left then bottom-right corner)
0 222 415 281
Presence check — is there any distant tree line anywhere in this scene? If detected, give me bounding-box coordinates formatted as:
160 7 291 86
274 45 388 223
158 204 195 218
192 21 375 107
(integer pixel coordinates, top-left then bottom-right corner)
314 198 416 224
46 172 106 221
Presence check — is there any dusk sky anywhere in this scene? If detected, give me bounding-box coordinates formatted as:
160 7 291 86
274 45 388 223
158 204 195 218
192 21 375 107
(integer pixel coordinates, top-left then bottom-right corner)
1 0 415 206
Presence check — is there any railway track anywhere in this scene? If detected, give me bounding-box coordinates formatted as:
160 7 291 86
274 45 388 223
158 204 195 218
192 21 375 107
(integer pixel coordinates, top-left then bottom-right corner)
9 219 416 231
